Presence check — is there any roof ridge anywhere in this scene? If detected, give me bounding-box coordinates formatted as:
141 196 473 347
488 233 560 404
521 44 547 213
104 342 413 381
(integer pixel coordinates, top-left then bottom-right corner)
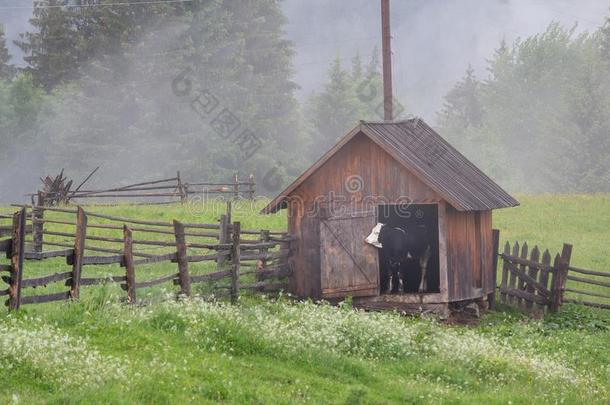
360 118 421 125
261 118 519 214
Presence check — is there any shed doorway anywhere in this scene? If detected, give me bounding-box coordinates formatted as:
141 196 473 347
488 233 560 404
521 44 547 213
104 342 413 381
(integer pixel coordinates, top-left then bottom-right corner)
377 204 440 294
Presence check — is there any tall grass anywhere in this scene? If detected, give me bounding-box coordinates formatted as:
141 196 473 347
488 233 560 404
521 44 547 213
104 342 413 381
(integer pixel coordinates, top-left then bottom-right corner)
0 195 608 403
1 291 608 404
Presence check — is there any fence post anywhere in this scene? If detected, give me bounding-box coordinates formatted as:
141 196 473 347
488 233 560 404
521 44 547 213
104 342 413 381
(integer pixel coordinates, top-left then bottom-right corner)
499 241 510 304
256 229 270 281
123 225 136 304
231 221 241 304
516 242 529 308
173 220 191 296
226 200 232 223
232 173 239 200
183 183 189 202
550 243 572 313
488 229 500 310
70 207 87 300
177 171 187 203
217 214 229 272
8 208 25 311
31 191 44 252
248 174 255 200
507 242 519 304
279 232 292 266
539 250 552 311
525 246 541 311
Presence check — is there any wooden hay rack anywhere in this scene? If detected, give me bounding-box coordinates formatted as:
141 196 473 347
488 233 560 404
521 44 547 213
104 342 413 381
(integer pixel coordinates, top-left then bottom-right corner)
27 172 256 206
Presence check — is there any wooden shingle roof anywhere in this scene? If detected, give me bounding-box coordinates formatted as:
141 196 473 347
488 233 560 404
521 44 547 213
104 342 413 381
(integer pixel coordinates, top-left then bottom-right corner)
262 118 519 213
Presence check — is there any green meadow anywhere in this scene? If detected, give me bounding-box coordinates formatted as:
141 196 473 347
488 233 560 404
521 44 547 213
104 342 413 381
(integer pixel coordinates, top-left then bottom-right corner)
0 195 608 404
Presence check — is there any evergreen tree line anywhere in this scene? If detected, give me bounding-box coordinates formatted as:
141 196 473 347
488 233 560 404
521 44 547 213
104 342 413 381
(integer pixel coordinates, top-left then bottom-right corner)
437 21 610 193
0 2 609 197
0 0 305 197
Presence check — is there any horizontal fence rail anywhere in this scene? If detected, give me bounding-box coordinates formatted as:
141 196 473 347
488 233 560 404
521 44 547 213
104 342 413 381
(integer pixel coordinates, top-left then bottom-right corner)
0 206 293 310
563 265 610 309
27 172 256 205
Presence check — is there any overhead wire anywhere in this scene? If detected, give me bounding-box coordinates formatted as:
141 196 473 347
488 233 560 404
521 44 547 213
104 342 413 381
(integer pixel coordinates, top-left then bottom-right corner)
0 0 194 10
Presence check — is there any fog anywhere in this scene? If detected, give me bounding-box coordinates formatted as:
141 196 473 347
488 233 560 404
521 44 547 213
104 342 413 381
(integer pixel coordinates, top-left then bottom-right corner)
0 0 608 201
282 0 608 121
2 0 607 121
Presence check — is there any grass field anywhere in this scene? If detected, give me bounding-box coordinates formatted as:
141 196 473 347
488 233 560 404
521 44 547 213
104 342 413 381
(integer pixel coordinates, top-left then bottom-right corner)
0 195 608 404
495 194 610 305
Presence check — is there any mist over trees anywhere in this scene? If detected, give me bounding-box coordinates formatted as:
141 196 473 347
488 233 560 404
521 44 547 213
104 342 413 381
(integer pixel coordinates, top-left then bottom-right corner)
0 2 609 199
437 21 610 193
1 0 305 197
303 51 384 161
14 0 182 91
0 25 14 80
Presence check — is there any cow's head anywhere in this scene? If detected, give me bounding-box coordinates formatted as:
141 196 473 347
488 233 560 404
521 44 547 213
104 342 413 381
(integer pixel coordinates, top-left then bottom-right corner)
365 222 384 248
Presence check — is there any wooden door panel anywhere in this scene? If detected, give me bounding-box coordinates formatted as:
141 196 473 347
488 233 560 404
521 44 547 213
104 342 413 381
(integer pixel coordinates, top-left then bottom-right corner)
320 211 379 298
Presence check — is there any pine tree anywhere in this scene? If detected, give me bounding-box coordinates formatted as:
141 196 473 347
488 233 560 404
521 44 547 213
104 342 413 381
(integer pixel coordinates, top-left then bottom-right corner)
40 0 303 189
437 65 482 130
306 57 361 156
438 22 610 193
602 16 610 60
169 0 303 186
15 1 79 90
16 0 178 91
0 24 13 80
356 47 384 119
351 53 363 82
304 48 389 160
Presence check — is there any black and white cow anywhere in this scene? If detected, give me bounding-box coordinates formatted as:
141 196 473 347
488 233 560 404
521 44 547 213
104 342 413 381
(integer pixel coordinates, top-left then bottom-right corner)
366 223 432 293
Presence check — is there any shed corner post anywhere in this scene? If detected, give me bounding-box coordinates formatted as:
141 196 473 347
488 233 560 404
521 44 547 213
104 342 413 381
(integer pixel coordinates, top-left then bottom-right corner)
230 221 241 304
70 207 87 300
436 201 449 301
550 243 572 313
489 229 500 310
8 208 26 311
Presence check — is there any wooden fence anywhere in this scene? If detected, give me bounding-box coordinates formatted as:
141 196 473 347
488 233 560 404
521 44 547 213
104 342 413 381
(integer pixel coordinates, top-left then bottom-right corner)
28 172 256 205
494 229 610 312
563 265 610 310
0 206 292 310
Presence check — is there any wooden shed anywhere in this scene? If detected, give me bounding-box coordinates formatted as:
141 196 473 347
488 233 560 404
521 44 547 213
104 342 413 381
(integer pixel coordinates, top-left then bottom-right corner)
261 119 518 314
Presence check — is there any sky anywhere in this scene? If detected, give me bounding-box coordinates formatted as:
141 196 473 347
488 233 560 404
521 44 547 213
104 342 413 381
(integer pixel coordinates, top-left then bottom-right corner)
281 0 609 121
0 0 608 122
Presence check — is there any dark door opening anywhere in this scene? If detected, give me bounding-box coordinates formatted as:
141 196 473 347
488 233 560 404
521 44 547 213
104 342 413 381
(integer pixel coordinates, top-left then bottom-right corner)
377 204 440 294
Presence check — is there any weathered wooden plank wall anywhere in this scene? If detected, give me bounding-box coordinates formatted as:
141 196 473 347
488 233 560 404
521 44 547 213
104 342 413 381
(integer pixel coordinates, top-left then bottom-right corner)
286 133 450 300
445 208 493 302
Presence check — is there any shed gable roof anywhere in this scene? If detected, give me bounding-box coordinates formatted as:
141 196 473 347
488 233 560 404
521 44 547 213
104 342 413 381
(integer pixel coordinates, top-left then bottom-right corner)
261 119 519 213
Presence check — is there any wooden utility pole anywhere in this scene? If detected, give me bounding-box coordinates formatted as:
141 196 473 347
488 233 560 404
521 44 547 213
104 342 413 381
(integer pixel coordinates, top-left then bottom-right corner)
381 0 393 121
